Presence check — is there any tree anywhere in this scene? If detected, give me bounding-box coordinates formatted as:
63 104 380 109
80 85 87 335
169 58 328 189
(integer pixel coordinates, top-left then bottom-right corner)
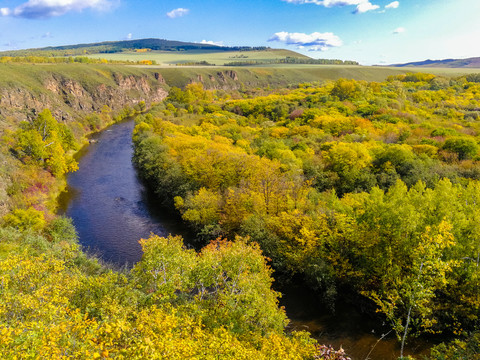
331 79 359 101
368 221 455 358
443 137 479 160
14 109 78 176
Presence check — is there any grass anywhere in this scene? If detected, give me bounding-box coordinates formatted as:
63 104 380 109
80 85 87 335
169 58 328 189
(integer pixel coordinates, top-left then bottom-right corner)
151 65 413 88
384 66 480 76
0 62 478 97
1 62 478 97
0 63 170 98
85 49 310 65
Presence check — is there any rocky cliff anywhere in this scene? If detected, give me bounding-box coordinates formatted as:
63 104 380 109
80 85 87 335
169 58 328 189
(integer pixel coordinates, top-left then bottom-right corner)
0 64 168 124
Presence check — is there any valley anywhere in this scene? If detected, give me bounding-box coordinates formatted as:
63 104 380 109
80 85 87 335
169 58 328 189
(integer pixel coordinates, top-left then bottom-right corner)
1 38 480 359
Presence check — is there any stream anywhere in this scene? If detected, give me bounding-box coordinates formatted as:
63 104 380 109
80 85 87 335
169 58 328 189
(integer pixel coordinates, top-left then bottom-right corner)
58 119 433 360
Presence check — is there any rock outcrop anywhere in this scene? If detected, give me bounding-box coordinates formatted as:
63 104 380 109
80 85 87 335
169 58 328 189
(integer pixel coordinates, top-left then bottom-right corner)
0 69 168 123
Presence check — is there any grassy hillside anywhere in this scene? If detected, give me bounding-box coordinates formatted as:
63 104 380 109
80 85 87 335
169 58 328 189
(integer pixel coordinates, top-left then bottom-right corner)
0 63 158 92
154 65 421 87
0 63 406 92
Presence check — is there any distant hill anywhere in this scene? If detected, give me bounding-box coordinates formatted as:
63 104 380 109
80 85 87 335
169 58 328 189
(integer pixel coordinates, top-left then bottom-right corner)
0 38 270 57
392 57 480 68
0 38 364 66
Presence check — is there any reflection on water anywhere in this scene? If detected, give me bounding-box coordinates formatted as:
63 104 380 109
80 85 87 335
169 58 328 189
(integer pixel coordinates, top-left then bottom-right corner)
279 283 433 360
58 119 433 360
58 119 191 265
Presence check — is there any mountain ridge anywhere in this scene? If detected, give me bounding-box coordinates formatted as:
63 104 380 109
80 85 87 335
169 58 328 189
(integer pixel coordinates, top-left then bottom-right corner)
391 56 480 68
0 38 271 57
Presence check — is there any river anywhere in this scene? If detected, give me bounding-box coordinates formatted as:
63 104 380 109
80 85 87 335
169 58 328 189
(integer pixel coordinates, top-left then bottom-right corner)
58 118 433 360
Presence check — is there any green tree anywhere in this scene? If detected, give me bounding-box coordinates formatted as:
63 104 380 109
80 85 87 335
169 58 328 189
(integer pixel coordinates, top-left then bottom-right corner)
14 109 78 176
443 137 479 160
368 221 455 358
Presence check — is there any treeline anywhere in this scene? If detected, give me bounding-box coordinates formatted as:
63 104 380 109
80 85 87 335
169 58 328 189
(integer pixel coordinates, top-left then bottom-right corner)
175 61 214 66
0 55 158 65
224 57 359 66
133 75 480 359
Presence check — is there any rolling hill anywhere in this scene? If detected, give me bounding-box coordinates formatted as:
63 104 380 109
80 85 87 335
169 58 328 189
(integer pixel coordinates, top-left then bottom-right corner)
392 57 480 68
0 38 362 66
0 38 272 57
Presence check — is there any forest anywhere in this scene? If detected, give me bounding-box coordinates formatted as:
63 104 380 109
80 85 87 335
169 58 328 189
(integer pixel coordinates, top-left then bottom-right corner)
132 74 480 359
0 86 326 358
2 69 480 358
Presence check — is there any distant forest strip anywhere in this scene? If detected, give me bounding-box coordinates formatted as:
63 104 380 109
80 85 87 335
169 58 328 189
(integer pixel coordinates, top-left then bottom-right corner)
224 57 359 66
0 56 157 65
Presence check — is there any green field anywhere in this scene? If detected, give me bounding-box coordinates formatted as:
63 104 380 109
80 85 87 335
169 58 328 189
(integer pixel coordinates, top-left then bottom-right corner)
85 49 309 65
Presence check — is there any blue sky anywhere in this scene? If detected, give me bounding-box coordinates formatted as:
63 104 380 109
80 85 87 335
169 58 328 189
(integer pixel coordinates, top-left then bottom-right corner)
0 0 478 65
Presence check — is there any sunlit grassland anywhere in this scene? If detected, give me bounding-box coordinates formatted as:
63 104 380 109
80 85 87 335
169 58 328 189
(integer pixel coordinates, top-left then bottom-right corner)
85 49 309 65
0 62 478 96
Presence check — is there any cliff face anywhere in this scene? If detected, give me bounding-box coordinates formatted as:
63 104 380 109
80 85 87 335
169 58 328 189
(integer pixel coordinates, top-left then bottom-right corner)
0 68 168 123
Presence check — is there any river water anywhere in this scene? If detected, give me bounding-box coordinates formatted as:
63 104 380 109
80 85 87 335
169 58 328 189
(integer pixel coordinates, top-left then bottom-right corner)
58 119 433 360
57 119 191 265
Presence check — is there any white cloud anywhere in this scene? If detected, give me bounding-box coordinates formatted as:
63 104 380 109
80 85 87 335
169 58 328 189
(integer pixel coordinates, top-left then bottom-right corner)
269 31 342 51
354 2 379 13
126 33 133 40
0 0 114 19
393 27 405 34
199 40 224 46
166 8 189 19
282 0 380 13
385 1 399 9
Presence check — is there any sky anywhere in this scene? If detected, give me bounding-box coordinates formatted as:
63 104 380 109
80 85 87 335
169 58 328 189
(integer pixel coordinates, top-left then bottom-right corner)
0 0 479 65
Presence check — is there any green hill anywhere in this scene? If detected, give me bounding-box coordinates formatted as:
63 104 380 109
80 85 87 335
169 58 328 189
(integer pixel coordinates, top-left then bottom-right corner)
0 38 361 66
0 38 271 57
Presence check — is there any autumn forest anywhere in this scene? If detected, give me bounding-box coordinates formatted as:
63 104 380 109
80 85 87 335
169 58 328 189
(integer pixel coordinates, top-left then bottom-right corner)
1 68 480 359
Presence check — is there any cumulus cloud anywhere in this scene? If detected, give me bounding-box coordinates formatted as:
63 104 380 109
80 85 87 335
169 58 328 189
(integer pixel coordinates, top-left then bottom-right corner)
166 8 189 19
282 0 380 13
199 40 224 46
269 31 342 51
385 1 399 9
126 33 133 40
0 0 114 19
393 27 405 34
354 2 379 13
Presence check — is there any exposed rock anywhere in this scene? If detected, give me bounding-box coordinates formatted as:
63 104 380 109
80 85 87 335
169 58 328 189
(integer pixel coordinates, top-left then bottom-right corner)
226 70 238 81
217 71 226 83
154 72 165 84
0 72 168 124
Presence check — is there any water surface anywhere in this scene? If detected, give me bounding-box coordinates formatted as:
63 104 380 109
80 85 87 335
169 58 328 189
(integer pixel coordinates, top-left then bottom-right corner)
58 119 190 265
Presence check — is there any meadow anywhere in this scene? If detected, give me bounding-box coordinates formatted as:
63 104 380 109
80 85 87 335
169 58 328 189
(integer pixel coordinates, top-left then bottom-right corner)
85 49 307 65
